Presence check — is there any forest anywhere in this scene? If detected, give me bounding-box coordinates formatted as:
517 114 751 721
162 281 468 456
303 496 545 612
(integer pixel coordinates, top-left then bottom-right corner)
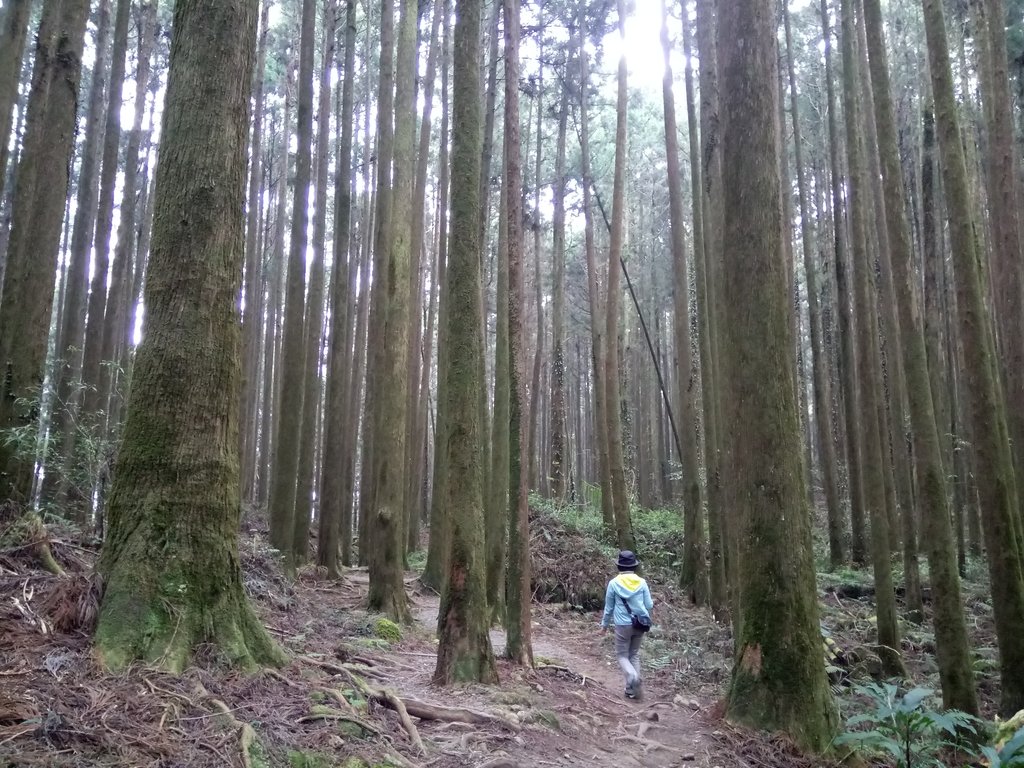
1 0 1024 763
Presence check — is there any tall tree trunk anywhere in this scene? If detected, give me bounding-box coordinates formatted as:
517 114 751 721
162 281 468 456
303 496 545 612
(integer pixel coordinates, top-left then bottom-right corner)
694 0 729 619
81 0 131 418
0 0 90 501
862 0 977 710
242 0 271 501
503 0 532 667
922 0 1024 715
0 0 32 207
105 0 158 422
49 0 113 513
261 99 291 508
605 0 635 553
367 0 417 621
94 0 285 673
662 0 707 604
487 128 510 617
268 0 316 564
783 0 844 569
821 0 866 565
976 0 1024 524
422 0 452 590
548 84 569 503
404 0 443 554
319 0 358 579
293 0 337 563
840 0 905 678
434 0 498 685
855 4 921 618
578 0 613 537
718 0 838 746
475 0 500 505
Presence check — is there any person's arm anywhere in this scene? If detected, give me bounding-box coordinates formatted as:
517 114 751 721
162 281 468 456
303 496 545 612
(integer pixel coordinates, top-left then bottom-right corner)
643 582 654 613
601 582 615 627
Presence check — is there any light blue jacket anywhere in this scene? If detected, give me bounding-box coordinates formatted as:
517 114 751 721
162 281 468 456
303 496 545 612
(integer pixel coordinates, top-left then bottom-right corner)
601 573 654 627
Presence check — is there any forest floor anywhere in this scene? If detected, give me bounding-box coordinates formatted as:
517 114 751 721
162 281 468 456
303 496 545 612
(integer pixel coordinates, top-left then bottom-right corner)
0 505 998 768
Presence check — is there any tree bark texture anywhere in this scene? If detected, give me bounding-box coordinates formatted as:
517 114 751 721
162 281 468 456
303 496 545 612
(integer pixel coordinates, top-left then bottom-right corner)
94 0 284 673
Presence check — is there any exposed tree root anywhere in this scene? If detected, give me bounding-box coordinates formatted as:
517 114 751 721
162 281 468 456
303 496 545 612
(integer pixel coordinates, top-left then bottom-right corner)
296 709 382 735
380 689 425 754
1 511 66 576
536 662 594 686
300 656 521 734
194 682 257 768
613 731 686 756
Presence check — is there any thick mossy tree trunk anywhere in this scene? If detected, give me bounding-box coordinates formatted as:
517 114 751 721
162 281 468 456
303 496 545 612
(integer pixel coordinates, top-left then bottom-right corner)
661 0 707 604
503 0 532 668
922 0 1024 716
860 0 977 711
94 0 284 673
718 0 838 748
0 0 90 501
433 0 497 685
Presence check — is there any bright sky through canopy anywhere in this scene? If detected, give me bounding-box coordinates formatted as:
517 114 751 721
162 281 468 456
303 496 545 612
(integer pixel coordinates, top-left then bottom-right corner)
604 0 675 92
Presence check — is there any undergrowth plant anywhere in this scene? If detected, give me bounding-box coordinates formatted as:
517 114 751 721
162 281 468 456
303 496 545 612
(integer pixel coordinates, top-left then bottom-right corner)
983 720 1024 767
833 682 981 767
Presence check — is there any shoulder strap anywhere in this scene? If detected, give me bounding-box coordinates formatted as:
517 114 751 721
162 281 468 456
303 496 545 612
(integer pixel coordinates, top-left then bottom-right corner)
618 593 635 616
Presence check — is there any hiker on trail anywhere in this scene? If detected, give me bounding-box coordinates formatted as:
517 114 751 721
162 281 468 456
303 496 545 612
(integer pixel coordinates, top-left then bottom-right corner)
599 550 654 700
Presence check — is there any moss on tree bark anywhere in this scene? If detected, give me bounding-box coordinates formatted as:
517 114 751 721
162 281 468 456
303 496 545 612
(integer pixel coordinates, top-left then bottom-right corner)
433 0 497 685
717 0 838 748
94 0 284 673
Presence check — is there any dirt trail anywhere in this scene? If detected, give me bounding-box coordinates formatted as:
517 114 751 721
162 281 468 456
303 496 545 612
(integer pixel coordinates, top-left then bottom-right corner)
396 580 720 768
